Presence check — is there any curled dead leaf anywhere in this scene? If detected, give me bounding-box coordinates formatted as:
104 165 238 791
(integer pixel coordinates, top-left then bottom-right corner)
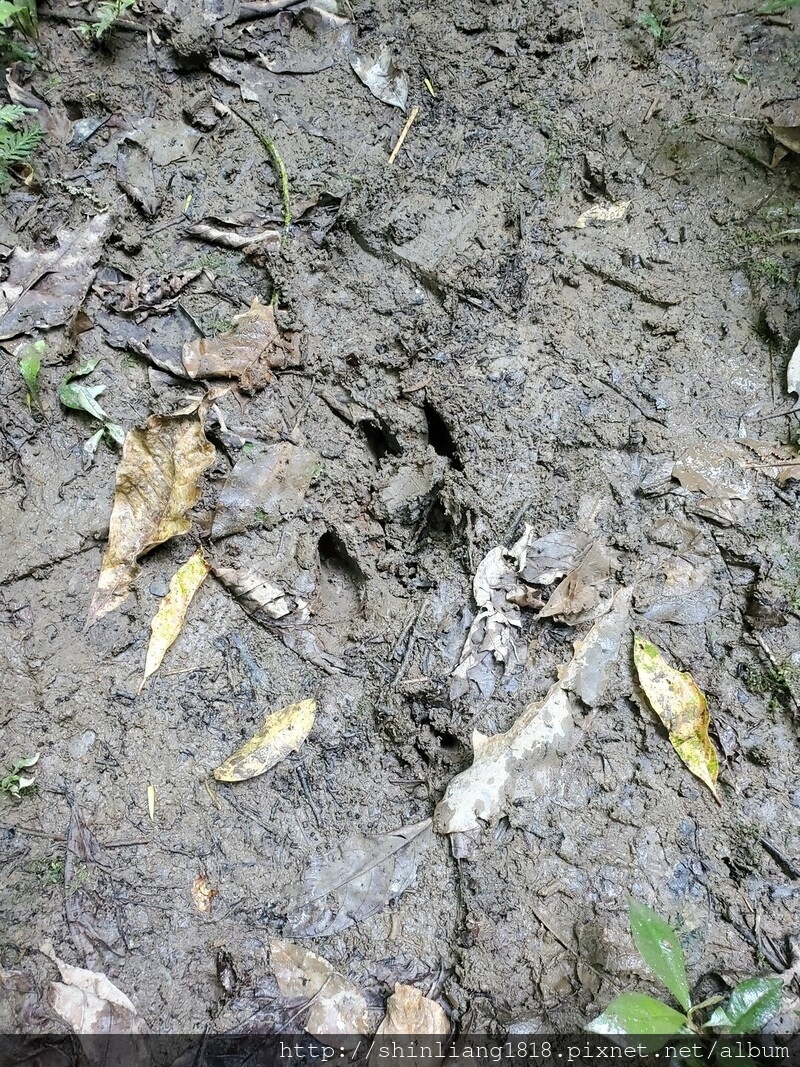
633 634 720 802
190 871 218 914
213 698 316 782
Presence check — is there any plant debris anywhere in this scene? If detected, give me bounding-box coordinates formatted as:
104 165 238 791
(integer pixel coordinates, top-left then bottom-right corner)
350 47 409 110
42 943 148 1034
141 549 210 688
375 982 450 1037
269 938 372 1036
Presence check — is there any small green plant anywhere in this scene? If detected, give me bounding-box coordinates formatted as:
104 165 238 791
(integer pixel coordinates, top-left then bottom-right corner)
18 339 43 409
0 104 42 192
587 897 783 1052
638 9 666 41
1 753 39 798
79 0 136 40
0 0 36 37
744 662 799 715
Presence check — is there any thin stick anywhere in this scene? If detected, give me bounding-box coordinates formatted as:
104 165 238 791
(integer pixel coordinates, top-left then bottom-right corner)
388 106 420 166
229 105 292 227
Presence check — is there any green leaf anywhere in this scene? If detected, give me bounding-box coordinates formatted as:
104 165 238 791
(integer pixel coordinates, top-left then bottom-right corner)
18 339 43 406
59 381 109 422
83 426 105 463
12 754 39 772
586 993 690 1052
104 421 125 445
629 896 692 1012
63 355 102 382
710 977 783 1034
0 1 24 26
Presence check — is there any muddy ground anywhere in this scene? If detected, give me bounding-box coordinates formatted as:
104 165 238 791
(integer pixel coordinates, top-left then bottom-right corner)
1 0 799 1041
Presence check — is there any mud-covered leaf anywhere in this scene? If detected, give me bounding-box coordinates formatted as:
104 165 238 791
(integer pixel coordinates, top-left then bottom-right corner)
42 944 148 1034
436 588 630 838
586 992 689 1045
117 139 162 218
17 338 43 407
65 807 126 969
708 977 783 1034
375 982 450 1036
182 297 300 392
350 46 408 110
0 213 110 342
211 441 319 538
213 698 316 782
141 549 210 688
213 563 346 674
628 896 691 1012
538 540 619 623
633 634 720 801
6 63 70 141
576 200 632 228
285 819 432 936
270 938 371 1037
88 404 216 624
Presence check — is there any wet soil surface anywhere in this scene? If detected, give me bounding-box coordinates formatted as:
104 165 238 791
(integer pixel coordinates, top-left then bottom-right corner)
1 0 800 1037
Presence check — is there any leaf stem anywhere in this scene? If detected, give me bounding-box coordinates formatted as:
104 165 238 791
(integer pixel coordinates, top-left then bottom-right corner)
229 104 292 228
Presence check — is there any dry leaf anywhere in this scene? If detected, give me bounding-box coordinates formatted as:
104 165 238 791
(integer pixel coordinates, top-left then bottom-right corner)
87 405 216 624
42 944 148 1034
141 549 210 688
182 298 300 392
213 698 316 782
575 200 632 228
190 871 218 914
284 819 432 936
376 982 450 1036
270 938 371 1037
436 588 631 839
538 541 619 623
633 634 720 802
0 214 110 341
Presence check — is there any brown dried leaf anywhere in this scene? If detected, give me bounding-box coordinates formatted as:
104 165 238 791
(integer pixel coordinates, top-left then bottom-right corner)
0 214 110 341
88 405 216 624
190 871 218 914
182 298 300 392
376 983 450 1036
270 938 371 1037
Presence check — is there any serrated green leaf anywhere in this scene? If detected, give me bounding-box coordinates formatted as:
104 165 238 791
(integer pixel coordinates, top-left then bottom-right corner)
714 977 783 1034
629 896 691 1011
59 381 109 421
586 992 689 1052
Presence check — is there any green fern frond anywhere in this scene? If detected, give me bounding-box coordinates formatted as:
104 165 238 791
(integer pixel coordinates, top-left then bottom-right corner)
0 124 42 163
0 104 32 124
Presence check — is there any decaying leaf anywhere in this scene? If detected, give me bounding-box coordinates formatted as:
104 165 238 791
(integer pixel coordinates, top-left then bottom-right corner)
211 442 319 538
87 404 216 624
0 213 110 342
740 437 800 486
350 46 409 110
65 807 126 969
42 944 148 1034
633 634 720 802
376 982 450 1037
672 442 751 500
436 587 631 841
190 871 218 914
213 563 346 674
284 818 432 936
6 62 72 142
182 297 300 392
576 200 632 228
270 938 371 1037
117 139 162 218
141 549 210 688
213 698 316 782
17 338 43 407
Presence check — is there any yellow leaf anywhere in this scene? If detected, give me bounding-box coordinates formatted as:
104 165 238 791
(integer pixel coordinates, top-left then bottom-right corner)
633 634 720 802
141 550 210 689
147 784 156 821
87 405 216 625
213 699 316 783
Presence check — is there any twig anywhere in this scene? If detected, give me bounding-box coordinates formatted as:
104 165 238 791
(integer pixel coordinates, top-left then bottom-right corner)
388 106 420 166
234 0 303 23
229 104 292 227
